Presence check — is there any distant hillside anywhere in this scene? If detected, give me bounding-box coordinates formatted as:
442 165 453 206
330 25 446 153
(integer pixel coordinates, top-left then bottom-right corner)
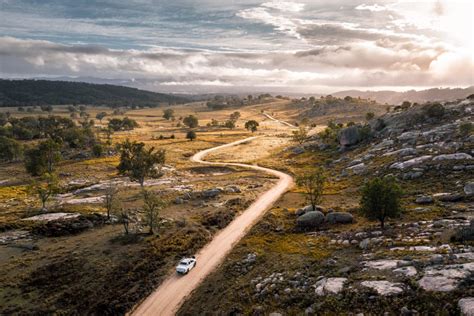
0 79 189 107
332 86 474 105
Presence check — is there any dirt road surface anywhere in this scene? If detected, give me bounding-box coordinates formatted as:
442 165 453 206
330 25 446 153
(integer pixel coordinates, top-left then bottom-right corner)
132 136 293 316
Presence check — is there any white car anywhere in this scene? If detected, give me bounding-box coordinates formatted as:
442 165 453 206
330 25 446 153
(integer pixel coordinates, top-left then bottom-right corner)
176 256 197 274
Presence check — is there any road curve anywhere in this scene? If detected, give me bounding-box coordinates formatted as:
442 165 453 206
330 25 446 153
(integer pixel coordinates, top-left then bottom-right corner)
263 113 296 128
132 136 293 316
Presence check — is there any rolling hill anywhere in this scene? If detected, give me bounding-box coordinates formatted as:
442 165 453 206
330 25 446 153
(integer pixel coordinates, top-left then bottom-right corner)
332 86 474 105
0 79 189 107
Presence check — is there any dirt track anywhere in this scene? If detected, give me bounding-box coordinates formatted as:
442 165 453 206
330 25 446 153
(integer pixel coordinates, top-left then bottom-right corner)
132 136 294 316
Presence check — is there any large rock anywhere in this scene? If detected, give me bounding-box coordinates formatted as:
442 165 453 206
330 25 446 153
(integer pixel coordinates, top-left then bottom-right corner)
201 188 221 198
314 277 347 295
390 155 432 170
295 205 324 216
458 298 474 316
346 163 367 175
360 280 404 296
433 153 473 161
418 262 474 292
464 182 474 196
296 211 325 228
415 196 433 204
339 126 360 147
326 212 353 224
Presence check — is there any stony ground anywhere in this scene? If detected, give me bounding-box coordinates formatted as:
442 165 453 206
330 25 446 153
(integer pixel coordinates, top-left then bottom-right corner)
179 98 474 315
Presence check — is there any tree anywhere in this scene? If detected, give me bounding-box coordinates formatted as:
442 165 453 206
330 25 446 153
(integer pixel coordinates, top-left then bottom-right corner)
183 115 198 128
224 120 235 129
28 173 59 211
96 112 107 123
116 208 131 235
229 111 241 122
401 101 412 110
360 176 402 229
0 136 23 162
163 109 175 120
296 168 325 211
108 117 139 131
117 139 166 187
142 190 164 235
245 120 259 132
365 112 375 121
104 183 118 220
459 122 473 136
40 105 53 113
292 127 308 145
24 139 62 176
423 103 445 119
186 130 197 141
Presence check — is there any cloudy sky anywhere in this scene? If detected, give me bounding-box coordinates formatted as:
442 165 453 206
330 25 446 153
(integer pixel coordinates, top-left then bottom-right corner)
0 0 472 93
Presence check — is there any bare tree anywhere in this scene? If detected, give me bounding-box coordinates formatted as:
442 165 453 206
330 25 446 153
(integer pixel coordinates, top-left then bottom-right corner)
296 168 325 211
142 190 165 235
28 173 60 211
291 126 308 145
104 183 119 220
116 208 131 235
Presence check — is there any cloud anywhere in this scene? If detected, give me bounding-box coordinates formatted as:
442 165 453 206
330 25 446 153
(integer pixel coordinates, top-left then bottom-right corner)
1 36 471 94
1 1 473 93
355 4 390 12
261 1 305 12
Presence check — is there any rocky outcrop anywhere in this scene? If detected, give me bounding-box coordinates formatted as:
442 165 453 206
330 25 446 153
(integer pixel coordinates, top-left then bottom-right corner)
314 277 347 295
296 211 325 228
360 280 404 296
390 155 432 170
339 126 360 147
326 212 353 224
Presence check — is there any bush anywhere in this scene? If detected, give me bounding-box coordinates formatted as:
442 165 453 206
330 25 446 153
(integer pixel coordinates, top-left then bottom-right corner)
423 103 445 119
0 136 23 161
92 143 104 157
183 115 199 128
24 139 62 176
186 130 197 141
360 176 402 229
459 122 473 136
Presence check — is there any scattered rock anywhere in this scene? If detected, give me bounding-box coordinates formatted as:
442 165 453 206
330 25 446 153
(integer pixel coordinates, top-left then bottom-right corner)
393 266 417 277
326 212 354 224
359 238 370 250
415 196 434 204
438 193 464 202
314 277 347 295
464 182 474 196
346 163 367 175
339 126 360 147
418 263 474 292
458 298 474 316
201 188 221 198
292 147 305 155
433 153 473 161
361 280 404 296
390 155 432 170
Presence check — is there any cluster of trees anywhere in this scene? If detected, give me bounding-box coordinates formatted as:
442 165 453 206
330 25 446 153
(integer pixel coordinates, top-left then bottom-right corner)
108 117 139 131
244 120 259 132
206 112 241 129
0 115 102 162
111 139 168 235
0 79 188 107
206 94 273 110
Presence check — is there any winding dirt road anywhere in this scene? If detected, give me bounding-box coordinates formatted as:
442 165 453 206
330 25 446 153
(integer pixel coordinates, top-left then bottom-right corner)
132 136 293 316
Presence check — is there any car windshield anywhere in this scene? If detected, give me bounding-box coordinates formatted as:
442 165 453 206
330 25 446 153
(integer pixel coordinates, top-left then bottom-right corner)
179 260 188 265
